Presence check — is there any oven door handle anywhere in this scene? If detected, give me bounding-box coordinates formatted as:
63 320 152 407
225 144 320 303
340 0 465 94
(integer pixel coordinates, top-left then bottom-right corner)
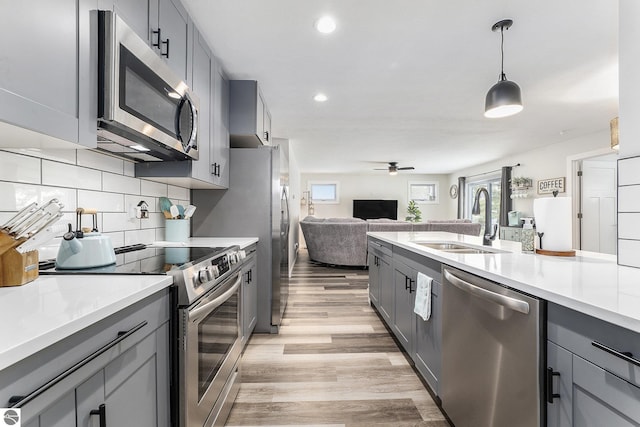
188 272 241 323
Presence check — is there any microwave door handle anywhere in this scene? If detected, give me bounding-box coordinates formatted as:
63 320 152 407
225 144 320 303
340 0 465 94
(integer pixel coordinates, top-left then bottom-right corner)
188 272 241 323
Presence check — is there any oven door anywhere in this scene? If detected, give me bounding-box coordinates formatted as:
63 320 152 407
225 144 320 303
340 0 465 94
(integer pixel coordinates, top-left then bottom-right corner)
180 271 242 426
99 11 198 160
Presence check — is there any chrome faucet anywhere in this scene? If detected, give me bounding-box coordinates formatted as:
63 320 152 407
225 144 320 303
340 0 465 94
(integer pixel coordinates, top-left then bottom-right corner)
472 188 498 246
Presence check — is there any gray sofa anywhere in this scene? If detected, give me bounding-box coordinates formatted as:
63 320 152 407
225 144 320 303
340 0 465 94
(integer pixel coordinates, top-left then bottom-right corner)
300 217 481 266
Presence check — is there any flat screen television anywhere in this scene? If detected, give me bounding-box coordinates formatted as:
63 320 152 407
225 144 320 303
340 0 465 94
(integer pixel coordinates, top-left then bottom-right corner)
353 199 398 220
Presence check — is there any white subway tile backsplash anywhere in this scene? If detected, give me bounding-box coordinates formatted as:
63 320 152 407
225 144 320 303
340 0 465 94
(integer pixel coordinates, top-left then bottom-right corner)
0 151 40 184
1 148 192 246
140 180 168 197
619 157 640 186
168 185 189 201
77 150 124 175
0 182 77 212
78 190 124 213
42 160 101 190
103 212 139 232
102 172 141 195
6 148 76 164
618 239 640 268
124 228 156 245
124 160 135 177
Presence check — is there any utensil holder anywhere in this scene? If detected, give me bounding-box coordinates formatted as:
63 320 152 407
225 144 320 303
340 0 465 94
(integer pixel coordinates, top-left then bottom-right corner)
0 248 39 287
165 219 190 242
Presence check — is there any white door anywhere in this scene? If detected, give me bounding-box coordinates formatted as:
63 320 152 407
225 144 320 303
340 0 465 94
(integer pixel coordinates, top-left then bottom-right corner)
581 159 617 254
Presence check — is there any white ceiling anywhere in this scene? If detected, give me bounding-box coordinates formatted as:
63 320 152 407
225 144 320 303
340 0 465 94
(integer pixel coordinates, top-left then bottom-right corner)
182 0 618 175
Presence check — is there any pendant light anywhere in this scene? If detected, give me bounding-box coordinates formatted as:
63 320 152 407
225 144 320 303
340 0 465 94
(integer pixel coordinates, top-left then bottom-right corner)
484 19 523 118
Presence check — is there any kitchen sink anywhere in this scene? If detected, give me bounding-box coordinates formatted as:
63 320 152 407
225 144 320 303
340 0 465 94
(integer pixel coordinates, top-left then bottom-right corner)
414 241 508 254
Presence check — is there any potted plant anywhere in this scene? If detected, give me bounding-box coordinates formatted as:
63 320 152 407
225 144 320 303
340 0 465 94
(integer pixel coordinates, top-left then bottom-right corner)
405 200 422 223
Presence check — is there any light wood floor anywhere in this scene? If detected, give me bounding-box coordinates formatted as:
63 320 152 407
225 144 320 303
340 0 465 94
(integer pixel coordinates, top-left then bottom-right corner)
226 250 449 427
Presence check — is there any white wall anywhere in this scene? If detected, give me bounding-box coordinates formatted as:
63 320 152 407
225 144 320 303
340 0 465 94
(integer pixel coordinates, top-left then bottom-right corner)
0 148 190 259
446 130 613 218
301 173 452 221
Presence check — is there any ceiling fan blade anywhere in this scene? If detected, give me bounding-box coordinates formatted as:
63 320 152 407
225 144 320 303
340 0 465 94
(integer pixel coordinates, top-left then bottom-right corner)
373 168 388 170
398 167 415 170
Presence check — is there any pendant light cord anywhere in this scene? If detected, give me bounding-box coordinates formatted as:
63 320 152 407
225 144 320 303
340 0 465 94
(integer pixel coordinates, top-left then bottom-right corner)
500 26 506 81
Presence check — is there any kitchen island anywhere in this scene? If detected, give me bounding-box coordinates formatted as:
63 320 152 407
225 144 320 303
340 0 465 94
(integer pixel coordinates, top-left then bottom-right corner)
368 231 640 427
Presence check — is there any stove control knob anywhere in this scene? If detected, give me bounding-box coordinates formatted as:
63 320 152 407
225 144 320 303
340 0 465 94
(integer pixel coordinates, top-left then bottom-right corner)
229 253 238 264
197 268 211 284
239 250 246 260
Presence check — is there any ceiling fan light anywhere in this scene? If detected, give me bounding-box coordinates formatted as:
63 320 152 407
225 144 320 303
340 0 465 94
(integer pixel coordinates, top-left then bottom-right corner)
484 79 523 118
389 170 398 176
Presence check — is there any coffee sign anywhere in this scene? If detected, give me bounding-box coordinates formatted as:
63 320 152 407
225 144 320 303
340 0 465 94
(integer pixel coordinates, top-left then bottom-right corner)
537 177 566 194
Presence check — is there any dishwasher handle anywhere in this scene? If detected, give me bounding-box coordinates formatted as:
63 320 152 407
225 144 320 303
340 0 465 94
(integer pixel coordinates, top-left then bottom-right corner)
444 269 530 315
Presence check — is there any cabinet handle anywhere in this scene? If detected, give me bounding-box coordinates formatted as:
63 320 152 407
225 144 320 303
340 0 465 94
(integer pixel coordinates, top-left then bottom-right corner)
264 131 269 141
90 404 107 427
404 276 414 293
152 28 162 49
546 367 561 403
8 321 147 408
592 341 640 367
161 38 170 58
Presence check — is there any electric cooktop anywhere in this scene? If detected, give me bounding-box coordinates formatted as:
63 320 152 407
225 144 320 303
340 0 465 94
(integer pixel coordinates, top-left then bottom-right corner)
38 244 227 275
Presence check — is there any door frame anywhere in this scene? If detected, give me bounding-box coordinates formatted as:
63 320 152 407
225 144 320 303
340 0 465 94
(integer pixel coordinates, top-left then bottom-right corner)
566 147 618 249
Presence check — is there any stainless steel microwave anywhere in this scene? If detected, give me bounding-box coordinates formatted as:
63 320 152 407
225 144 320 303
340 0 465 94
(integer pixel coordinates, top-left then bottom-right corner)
97 11 199 162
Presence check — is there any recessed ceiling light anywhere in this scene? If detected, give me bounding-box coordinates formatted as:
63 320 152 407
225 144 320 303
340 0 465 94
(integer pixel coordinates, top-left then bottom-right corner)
315 16 336 34
313 93 328 102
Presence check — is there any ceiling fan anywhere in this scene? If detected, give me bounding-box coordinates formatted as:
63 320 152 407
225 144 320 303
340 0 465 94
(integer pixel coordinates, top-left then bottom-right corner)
374 162 415 175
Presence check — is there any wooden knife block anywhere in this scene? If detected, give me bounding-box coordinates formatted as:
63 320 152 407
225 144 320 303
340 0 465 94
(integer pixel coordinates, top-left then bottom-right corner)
0 248 39 287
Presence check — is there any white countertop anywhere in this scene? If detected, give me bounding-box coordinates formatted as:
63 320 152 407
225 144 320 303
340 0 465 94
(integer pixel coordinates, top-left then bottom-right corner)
368 231 640 334
152 237 258 250
0 236 257 371
0 274 172 371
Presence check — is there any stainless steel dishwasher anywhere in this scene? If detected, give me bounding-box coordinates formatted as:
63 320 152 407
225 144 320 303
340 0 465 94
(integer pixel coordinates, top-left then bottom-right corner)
442 266 543 427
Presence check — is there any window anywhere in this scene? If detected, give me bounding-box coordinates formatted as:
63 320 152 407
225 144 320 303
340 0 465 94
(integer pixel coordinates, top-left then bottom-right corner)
466 177 501 236
309 181 339 204
408 181 439 204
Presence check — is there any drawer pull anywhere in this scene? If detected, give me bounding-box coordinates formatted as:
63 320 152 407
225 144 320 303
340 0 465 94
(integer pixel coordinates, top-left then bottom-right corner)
8 321 147 408
546 367 561 403
592 341 640 367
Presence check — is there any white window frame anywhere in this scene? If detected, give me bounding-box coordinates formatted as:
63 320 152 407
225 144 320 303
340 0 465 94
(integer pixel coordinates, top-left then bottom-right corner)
308 181 340 204
408 181 439 204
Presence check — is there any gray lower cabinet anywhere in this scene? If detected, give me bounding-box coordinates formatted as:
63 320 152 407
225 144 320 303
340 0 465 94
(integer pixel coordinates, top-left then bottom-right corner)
547 303 640 426
367 237 442 397
1 289 171 427
391 248 442 396
367 239 392 306
0 0 96 149
242 250 258 346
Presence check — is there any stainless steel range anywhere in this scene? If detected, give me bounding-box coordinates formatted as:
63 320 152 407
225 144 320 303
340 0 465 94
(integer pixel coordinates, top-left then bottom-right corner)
40 243 246 427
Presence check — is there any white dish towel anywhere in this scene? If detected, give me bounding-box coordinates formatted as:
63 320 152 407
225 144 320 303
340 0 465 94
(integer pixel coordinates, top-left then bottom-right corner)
414 272 433 321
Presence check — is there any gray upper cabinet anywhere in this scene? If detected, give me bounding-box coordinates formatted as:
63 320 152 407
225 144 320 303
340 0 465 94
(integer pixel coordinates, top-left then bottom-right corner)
229 80 273 147
0 0 97 149
134 24 230 189
101 0 190 81
153 0 190 82
211 61 230 188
